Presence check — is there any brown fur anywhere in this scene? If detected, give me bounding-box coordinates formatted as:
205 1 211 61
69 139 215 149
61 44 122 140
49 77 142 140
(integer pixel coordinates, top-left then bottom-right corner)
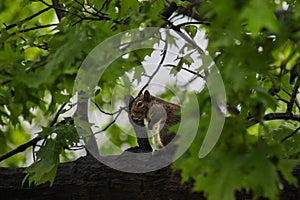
130 90 181 148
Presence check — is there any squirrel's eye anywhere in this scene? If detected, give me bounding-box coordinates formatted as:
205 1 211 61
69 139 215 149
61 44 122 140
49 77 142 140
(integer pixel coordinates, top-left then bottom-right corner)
137 101 143 107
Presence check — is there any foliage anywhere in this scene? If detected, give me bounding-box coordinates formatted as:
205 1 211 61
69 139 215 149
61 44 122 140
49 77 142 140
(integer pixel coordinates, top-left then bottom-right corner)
0 0 300 199
24 118 79 186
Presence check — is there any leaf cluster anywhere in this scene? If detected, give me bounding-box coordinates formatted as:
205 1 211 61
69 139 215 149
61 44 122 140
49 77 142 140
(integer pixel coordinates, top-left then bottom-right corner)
0 1 300 199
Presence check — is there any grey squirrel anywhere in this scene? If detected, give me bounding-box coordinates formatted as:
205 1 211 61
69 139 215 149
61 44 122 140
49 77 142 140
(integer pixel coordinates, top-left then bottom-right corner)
129 90 181 149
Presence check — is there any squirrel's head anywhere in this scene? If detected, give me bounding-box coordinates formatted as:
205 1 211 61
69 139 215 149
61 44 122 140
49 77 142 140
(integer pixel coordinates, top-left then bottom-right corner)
130 90 152 125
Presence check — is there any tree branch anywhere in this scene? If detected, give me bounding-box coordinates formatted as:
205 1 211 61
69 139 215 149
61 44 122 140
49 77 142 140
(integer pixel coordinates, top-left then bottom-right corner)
73 0 103 18
0 103 68 162
287 76 300 113
51 0 65 21
247 112 300 127
0 156 299 199
163 64 205 79
281 126 300 143
0 136 41 162
99 0 109 14
177 21 210 27
281 87 300 111
93 108 123 136
264 113 300 122
49 103 68 127
10 24 58 36
3 7 51 31
90 99 114 116
39 0 82 19
164 19 205 54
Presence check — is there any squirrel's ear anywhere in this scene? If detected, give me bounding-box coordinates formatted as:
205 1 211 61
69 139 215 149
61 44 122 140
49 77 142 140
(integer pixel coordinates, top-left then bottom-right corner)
144 90 151 102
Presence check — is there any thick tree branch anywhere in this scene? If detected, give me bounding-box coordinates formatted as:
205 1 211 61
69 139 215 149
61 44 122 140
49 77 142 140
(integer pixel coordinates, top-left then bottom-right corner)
0 156 299 199
264 113 300 122
247 112 300 127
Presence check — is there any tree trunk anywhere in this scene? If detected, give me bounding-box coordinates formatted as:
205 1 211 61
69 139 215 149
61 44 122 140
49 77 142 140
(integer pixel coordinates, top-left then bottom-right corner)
0 154 299 200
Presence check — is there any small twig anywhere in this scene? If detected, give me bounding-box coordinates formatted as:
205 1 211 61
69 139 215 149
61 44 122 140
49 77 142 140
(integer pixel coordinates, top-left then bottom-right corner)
65 145 85 151
37 102 69 158
32 146 36 162
282 87 291 96
91 99 127 116
40 0 112 26
25 61 48 72
177 21 210 27
49 103 68 127
99 0 109 14
275 94 290 104
73 0 102 18
10 24 58 36
91 100 114 116
162 18 210 81
72 16 111 26
133 39 168 102
3 7 51 31
88 2 107 16
164 19 205 54
117 30 159 51
182 76 199 88
281 126 300 143
93 110 123 135
280 87 300 110
295 100 300 111
0 136 41 162
163 64 204 78
287 76 300 113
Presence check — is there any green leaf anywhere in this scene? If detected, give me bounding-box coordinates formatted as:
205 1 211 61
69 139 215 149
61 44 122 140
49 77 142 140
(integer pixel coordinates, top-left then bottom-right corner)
14 65 53 88
240 0 279 35
277 159 298 185
255 88 277 111
55 124 79 146
24 140 60 186
243 140 280 199
193 156 242 200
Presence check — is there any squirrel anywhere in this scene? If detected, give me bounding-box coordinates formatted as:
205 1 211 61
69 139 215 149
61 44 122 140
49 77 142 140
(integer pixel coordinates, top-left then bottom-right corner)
129 90 181 149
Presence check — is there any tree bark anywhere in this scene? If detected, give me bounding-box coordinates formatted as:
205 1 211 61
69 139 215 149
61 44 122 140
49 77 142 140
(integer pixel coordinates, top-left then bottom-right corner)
0 154 299 200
